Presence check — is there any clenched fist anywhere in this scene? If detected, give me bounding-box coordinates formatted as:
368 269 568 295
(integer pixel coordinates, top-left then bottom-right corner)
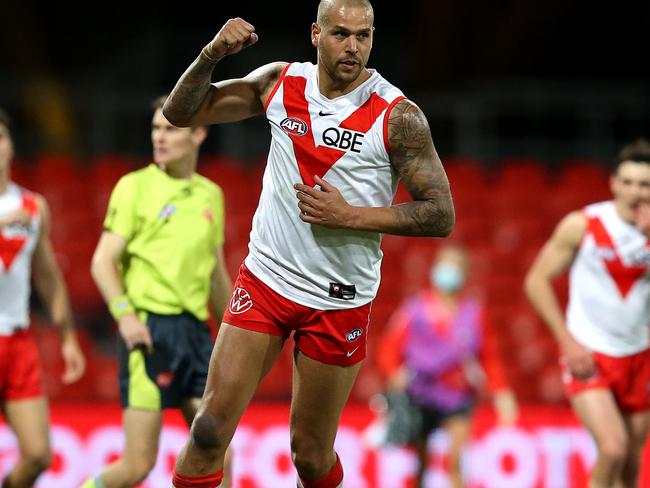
203 18 258 61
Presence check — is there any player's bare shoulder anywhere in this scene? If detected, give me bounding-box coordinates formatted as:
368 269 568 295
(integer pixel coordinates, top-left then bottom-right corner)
553 210 588 248
386 99 433 171
33 193 50 227
250 61 290 108
385 98 454 236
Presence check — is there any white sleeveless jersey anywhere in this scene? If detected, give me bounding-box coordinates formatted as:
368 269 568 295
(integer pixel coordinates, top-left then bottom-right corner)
244 62 406 309
0 183 40 333
567 201 650 355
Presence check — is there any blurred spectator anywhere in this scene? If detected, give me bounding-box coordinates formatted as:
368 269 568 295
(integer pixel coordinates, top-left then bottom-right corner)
525 138 650 488
0 107 86 486
378 243 517 488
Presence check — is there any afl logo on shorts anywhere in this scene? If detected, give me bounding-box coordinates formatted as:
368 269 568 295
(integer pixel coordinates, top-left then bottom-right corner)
346 328 363 342
229 287 253 314
280 117 308 137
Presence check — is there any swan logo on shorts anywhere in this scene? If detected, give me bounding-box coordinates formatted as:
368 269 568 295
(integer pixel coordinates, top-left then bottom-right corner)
229 287 253 314
346 328 363 342
280 117 308 137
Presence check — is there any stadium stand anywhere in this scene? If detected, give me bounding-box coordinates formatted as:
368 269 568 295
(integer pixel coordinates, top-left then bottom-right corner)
26 156 612 405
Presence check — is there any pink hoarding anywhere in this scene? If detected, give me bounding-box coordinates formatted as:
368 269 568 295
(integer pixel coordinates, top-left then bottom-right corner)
0 403 648 487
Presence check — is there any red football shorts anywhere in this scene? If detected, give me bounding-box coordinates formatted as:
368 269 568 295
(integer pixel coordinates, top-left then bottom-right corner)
0 329 44 401
561 348 650 413
222 265 372 366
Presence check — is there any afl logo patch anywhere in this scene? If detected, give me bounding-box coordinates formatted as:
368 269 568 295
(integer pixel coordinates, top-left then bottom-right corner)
346 328 363 342
229 287 253 315
280 117 308 137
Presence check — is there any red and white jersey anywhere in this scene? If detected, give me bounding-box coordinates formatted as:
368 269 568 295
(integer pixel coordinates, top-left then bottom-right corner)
567 201 650 355
244 62 405 309
0 183 40 333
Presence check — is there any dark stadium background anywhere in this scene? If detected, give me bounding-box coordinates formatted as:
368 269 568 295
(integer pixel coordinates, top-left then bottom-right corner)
1 2 650 486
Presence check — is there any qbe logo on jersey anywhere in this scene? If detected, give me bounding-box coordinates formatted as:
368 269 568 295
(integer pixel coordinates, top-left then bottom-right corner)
280 117 308 136
229 287 253 314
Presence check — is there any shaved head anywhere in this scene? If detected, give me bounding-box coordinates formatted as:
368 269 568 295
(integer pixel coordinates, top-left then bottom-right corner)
317 0 374 26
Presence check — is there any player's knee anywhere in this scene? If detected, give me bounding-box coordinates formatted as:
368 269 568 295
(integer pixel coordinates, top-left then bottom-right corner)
190 413 224 452
22 447 52 476
129 455 157 484
598 436 628 464
290 432 331 479
622 458 640 484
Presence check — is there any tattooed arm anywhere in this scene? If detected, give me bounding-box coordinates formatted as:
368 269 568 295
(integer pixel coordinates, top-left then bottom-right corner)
163 17 286 127
385 99 455 236
294 99 455 237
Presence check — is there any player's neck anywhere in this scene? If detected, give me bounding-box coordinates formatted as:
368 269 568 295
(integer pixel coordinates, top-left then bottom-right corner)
613 199 635 224
0 169 8 194
160 158 196 179
317 66 371 99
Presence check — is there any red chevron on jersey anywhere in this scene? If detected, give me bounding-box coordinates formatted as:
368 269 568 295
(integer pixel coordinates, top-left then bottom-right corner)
588 216 647 298
0 235 27 271
22 194 38 216
339 92 389 132
283 76 345 186
283 75 388 186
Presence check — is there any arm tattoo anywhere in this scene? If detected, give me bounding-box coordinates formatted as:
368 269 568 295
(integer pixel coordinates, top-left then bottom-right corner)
388 100 455 237
163 55 217 127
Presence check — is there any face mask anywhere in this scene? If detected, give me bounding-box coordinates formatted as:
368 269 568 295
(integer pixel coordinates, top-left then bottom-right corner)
431 264 465 292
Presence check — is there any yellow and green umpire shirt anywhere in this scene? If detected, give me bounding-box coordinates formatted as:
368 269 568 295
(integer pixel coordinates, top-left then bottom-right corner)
104 164 225 320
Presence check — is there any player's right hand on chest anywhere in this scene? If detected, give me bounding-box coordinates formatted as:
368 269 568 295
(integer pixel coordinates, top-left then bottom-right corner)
205 18 258 59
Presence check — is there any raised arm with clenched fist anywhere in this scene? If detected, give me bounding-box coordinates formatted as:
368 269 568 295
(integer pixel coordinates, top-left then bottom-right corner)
202 18 259 62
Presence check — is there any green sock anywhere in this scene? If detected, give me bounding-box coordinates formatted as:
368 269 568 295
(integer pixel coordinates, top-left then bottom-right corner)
80 476 107 488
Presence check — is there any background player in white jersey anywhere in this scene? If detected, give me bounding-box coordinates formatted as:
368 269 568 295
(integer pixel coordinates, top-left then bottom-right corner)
525 138 650 488
0 108 86 487
163 1 455 487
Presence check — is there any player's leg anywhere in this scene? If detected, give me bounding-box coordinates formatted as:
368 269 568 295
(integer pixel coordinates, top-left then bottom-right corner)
619 410 650 487
173 323 284 485
618 349 650 487
2 397 51 487
83 325 167 488
411 407 435 488
413 437 428 488
2 331 52 487
571 389 627 488
441 414 471 488
82 408 162 488
290 351 360 488
180 398 233 488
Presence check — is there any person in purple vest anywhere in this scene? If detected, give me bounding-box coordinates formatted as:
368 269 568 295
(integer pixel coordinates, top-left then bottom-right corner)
378 243 518 488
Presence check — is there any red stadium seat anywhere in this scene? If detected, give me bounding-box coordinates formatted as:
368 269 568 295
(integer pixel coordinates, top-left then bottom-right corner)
450 214 491 247
444 157 490 203
492 215 552 252
9 159 35 188
199 156 248 188
558 159 610 188
491 160 552 220
89 155 136 188
552 160 611 213
497 158 549 190
480 273 524 308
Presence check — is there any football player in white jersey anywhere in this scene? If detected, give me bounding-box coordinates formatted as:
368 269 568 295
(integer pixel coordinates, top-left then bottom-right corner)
163 1 455 487
525 138 650 488
0 109 86 487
